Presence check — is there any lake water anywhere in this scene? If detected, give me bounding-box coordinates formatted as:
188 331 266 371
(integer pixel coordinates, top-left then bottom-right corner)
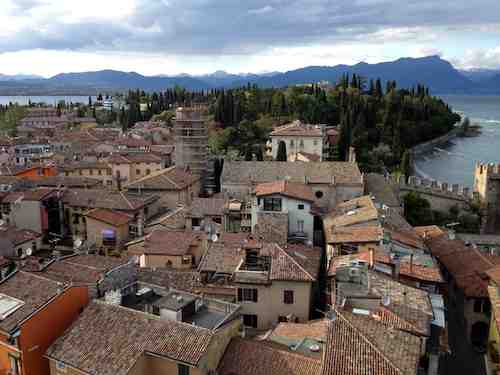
414 95 500 187
0 95 94 105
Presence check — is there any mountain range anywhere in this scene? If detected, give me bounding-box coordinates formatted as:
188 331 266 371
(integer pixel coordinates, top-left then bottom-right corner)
0 56 499 95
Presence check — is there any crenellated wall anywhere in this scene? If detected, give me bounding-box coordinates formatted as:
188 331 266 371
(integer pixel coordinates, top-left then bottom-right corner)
387 174 474 213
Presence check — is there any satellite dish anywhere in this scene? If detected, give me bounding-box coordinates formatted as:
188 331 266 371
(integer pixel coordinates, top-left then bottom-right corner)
26 248 33 256
211 233 218 242
0 219 5 227
382 295 391 307
74 238 83 249
325 310 337 322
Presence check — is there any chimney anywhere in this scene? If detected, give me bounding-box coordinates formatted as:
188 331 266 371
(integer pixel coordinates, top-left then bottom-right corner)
116 170 122 191
409 254 414 274
392 258 400 280
368 248 374 268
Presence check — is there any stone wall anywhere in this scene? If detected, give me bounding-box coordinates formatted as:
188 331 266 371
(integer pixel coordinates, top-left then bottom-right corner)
254 211 288 246
388 174 474 213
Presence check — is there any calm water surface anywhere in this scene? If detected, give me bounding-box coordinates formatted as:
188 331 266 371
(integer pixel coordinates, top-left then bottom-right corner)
414 95 500 186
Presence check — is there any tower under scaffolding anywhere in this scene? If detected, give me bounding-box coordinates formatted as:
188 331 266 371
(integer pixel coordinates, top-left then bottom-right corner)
174 107 215 193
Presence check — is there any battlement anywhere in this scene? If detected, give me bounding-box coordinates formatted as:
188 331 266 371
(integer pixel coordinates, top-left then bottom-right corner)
475 162 500 178
388 174 474 201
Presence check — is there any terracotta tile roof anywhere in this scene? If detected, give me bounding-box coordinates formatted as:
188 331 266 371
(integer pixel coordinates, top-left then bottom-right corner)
63 189 156 211
296 151 321 162
108 152 161 164
414 226 445 239
323 196 379 233
255 180 315 202
126 166 200 190
271 319 329 341
46 301 215 374
427 234 500 297
200 241 320 282
329 226 383 244
328 249 443 284
85 208 134 226
222 161 363 186
62 161 110 171
369 271 433 319
322 309 420 375
113 137 151 148
142 230 203 256
189 197 225 217
270 120 324 137
3 188 57 202
0 271 62 333
386 228 424 250
0 225 41 245
218 338 322 375
486 265 500 285
199 241 245 274
137 268 202 293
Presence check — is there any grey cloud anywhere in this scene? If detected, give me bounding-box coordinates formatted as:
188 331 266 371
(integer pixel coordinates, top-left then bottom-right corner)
1 0 500 55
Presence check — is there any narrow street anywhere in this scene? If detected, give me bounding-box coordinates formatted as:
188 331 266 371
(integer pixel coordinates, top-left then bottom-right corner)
439 298 486 375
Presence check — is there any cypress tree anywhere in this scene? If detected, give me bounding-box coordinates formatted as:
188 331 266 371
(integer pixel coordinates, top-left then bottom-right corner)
276 141 287 161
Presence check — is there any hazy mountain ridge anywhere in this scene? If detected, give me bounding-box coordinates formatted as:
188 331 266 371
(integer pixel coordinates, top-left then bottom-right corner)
0 56 499 95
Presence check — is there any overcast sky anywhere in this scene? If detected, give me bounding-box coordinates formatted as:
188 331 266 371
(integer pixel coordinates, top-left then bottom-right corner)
0 0 499 77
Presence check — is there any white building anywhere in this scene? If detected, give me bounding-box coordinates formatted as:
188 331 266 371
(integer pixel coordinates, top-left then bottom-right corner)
270 120 327 161
251 180 315 243
103 98 114 111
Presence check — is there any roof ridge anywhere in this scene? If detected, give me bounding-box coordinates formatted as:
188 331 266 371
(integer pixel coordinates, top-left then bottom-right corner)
335 310 404 375
276 244 315 281
119 191 135 210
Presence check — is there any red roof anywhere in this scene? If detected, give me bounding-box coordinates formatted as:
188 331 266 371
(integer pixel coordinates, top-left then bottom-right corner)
255 180 315 202
85 208 133 226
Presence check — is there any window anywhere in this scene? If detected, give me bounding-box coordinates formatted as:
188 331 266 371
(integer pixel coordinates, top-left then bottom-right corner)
243 314 258 328
79 170 83 176
263 198 282 212
98 169 102 175
297 220 304 233
146 169 151 175
136 169 141 176
299 140 304 149
152 305 160 316
107 180 113 186
278 316 288 323
178 364 190 375
298 204 304 210
284 290 294 304
238 288 258 302
290 140 294 147
192 218 201 227
315 190 324 199
89 169 93 175
106 169 112 176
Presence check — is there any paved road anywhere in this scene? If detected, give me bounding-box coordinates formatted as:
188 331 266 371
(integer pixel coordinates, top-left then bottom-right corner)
439 298 486 375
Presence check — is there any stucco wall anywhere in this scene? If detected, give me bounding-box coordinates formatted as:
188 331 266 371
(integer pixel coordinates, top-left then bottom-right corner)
236 280 312 329
85 218 130 250
271 135 324 161
10 201 43 233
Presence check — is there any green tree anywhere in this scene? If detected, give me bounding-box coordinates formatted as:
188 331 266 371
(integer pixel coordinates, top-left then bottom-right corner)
404 192 433 226
400 150 412 177
276 140 287 161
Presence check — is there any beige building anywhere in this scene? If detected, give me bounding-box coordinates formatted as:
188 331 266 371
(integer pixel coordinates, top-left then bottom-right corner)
84 208 133 252
127 229 205 269
126 166 201 210
108 152 163 188
199 240 321 330
270 120 327 161
63 162 113 187
63 189 161 239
